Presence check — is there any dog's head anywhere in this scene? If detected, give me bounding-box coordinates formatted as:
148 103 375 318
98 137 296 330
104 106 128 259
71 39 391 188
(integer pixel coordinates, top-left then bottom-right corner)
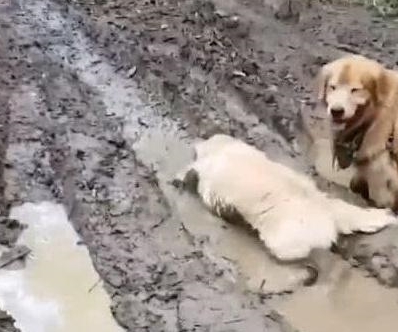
316 54 391 131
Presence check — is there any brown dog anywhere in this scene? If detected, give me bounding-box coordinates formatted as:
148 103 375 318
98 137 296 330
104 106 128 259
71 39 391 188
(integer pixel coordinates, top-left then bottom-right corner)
316 54 398 210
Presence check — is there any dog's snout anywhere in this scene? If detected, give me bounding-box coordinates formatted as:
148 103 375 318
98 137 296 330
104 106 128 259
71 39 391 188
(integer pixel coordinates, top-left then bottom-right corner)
330 106 345 118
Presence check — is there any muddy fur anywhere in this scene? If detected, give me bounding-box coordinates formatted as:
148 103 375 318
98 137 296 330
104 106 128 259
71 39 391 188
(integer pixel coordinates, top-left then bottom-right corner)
176 166 320 286
172 168 255 232
174 157 319 286
174 134 397 284
317 54 398 210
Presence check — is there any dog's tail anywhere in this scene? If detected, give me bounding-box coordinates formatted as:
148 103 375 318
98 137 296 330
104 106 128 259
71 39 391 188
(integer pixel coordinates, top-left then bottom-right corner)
328 197 396 234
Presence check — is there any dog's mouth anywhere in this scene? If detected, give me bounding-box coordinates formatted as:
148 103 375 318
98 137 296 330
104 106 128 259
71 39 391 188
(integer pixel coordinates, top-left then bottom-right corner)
332 117 347 124
345 103 370 126
327 107 349 124
330 116 351 130
330 103 368 126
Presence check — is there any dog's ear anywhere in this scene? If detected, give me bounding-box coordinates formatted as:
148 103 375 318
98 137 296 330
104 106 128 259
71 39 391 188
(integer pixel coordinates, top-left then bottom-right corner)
375 69 392 104
362 67 391 105
315 63 332 102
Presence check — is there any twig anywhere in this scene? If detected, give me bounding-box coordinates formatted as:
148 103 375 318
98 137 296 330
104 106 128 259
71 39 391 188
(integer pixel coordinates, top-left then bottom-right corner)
180 222 195 245
0 246 31 269
151 217 166 230
88 278 101 293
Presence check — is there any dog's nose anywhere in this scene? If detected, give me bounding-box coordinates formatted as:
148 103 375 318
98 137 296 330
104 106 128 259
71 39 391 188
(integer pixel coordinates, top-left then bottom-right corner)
330 107 344 118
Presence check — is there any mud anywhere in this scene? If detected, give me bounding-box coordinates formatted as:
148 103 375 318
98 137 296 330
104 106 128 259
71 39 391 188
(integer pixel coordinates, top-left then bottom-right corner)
274 253 398 332
2 0 398 331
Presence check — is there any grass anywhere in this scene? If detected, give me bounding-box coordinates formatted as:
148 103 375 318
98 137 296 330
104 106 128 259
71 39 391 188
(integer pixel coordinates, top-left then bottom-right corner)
354 0 398 17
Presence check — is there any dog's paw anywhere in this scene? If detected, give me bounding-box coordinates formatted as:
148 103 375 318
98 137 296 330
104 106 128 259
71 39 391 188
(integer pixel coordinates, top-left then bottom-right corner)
356 209 396 233
355 144 385 164
303 263 319 287
170 178 185 189
170 166 190 192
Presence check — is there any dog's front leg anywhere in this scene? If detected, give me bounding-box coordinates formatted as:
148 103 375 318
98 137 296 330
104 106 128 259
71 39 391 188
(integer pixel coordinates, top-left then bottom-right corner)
349 171 369 200
391 116 398 157
356 111 393 163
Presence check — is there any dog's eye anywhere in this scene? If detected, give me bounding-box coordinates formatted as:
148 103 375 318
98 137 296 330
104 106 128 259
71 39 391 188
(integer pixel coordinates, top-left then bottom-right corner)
351 88 360 93
329 85 336 90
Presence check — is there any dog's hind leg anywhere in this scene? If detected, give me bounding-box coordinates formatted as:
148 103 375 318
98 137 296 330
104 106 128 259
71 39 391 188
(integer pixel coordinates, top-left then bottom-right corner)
327 197 396 234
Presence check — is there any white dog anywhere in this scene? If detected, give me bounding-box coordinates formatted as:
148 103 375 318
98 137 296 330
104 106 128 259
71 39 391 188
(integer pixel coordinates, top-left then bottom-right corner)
173 134 396 284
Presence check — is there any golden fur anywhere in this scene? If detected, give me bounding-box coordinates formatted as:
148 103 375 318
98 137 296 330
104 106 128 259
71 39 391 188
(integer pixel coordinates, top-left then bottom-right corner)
174 134 395 272
316 54 398 210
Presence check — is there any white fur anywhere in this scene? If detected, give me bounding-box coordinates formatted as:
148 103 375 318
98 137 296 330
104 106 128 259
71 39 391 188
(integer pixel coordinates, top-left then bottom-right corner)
326 84 367 122
176 134 396 261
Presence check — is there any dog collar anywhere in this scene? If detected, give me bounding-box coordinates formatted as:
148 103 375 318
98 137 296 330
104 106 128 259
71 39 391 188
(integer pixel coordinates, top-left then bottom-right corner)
333 130 365 169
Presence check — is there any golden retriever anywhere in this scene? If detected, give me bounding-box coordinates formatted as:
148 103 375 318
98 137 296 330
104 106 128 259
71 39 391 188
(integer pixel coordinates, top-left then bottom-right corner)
173 134 396 285
316 54 398 210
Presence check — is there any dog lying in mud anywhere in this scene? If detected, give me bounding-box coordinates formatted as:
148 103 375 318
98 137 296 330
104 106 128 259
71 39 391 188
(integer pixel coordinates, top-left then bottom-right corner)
173 134 396 285
316 54 398 210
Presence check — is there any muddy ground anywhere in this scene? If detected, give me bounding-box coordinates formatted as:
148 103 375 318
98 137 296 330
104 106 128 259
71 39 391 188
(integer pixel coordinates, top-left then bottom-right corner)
2 0 398 331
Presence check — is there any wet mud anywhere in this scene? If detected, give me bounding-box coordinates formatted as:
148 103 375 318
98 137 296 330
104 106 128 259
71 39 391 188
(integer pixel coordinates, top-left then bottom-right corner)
2 0 398 331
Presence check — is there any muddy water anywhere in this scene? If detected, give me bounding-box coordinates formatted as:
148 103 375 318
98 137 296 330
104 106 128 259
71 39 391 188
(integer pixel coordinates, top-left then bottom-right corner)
24 0 307 295
284 117 398 331
0 202 122 332
274 254 398 332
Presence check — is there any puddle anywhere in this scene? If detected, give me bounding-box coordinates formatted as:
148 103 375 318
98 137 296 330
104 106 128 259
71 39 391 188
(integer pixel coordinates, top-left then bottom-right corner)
274 255 398 332
0 201 122 332
133 129 309 293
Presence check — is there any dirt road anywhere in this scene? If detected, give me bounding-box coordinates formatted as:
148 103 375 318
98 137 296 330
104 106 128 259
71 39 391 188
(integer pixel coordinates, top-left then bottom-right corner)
2 0 398 331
